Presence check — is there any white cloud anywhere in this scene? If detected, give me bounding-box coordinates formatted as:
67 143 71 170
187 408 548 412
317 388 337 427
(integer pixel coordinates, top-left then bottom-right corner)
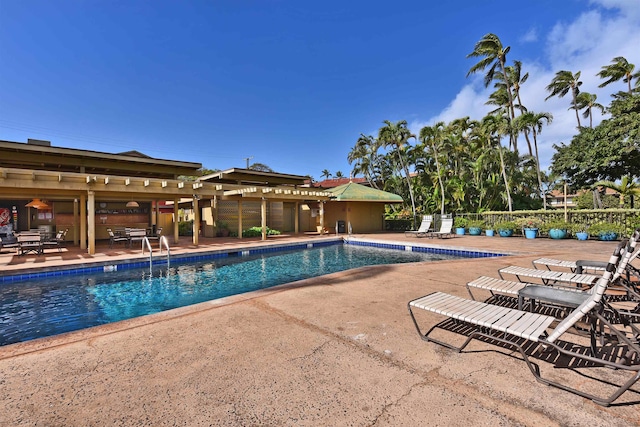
520 27 538 43
420 1 640 171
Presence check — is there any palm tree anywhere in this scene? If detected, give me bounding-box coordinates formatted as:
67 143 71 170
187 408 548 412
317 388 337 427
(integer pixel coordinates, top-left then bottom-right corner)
478 114 513 211
334 171 344 178
504 61 533 155
516 111 553 208
593 175 640 208
597 56 639 95
320 169 331 179
348 134 381 189
467 33 518 151
545 70 583 127
378 120 418 226
419 122 447 215
574 92 605 129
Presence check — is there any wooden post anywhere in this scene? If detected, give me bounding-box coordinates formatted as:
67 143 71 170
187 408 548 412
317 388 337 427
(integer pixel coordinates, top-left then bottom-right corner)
73 198 79 245
173 198 179 244
87 191 95 254
238 200 243 239
261 198 267 241
80 193 87 250
192 197 199 246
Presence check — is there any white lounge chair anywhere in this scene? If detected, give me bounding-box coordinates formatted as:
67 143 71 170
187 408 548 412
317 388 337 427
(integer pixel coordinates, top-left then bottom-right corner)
404 215 433 238
498 265 600 287
428 215 454 239
408 240 640 406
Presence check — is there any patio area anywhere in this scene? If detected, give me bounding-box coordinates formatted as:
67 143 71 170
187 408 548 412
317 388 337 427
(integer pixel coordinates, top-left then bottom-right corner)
0 232 638 425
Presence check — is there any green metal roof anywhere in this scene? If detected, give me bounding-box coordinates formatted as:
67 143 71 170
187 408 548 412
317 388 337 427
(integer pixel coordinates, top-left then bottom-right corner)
327 181 403 202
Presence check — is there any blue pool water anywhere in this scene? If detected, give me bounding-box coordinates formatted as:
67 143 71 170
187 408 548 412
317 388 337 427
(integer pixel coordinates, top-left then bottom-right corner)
0 244 466 346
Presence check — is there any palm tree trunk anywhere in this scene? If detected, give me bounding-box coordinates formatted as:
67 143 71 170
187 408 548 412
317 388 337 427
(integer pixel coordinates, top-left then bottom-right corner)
572 92 582 127
432 144 446 215
499 58 518 152
498 145 512 212
397 155 417 227
533 130 545 209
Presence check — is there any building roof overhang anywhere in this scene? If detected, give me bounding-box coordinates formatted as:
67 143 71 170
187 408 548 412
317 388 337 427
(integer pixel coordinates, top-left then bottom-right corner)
0 140 202 179
200 168 308 186
327 181 403 202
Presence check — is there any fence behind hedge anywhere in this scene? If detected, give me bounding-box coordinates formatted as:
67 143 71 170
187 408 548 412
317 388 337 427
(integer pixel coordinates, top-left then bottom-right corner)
386 209 640 237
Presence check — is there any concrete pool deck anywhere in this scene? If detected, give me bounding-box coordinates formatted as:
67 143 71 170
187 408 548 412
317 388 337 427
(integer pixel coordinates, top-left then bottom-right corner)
0 232 639 426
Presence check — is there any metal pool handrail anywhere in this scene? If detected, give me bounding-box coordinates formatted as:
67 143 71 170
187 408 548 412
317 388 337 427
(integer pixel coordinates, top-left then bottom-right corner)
159 235 170 268
141 236 153 273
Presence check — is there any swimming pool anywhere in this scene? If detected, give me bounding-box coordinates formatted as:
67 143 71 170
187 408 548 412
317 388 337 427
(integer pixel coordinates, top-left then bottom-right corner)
0 241 495 346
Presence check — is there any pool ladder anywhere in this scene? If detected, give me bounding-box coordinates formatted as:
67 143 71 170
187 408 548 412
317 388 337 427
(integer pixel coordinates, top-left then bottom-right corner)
141 236 171 273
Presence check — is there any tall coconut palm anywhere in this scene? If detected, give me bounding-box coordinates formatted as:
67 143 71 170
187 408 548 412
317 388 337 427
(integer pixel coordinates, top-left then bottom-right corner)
320 169 331 179
504 61 533 155
545 70 583 127
597 56 639 95
574 92 606 128
467 33 518 152
378 120 418 226
478 114 513 211
516 111 553 208
593 175 640 208
348 134 381 189
419 122 447 215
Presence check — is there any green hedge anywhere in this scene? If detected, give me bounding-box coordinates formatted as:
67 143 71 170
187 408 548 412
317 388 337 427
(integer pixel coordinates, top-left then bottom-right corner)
467 209 640 237
242 226 281 237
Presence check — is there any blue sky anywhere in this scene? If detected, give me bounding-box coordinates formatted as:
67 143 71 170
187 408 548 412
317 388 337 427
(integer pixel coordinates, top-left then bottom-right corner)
1 0 639 180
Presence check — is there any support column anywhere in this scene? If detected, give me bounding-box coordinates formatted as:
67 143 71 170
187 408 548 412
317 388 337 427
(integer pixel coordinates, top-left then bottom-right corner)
192 197 200 246
73 198 79 245
87 191 95 254
261 198 267 241
237 200 243 239
294 201 299 234
80 193 87 250
212 195 218 230
319 201 325 233
173 198 179 244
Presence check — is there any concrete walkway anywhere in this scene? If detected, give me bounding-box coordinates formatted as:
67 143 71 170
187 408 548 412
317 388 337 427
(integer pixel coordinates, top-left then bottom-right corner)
0 233 638 426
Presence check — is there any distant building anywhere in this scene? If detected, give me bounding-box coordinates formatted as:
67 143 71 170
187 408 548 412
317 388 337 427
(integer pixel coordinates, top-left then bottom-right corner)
547 187 620 209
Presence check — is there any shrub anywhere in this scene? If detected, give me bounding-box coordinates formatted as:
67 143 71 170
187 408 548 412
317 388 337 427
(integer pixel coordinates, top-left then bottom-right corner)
587 222 623 236
467 219 485 229
515 217 542 229
242 226 282 237
494 220 517 231
541 220 571 233
453 217 468 228
178 220 193 236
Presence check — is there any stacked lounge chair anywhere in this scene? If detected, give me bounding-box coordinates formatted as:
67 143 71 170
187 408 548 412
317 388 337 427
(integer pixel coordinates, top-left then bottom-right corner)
408 233 640 406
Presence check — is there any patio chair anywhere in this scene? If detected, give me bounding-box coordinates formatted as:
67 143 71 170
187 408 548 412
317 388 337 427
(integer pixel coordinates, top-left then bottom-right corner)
0 232 19 253
17 232 42 255
498 265 600 287
404 215 432 238
501 231 640 290
146 227 163 243
107 228 129 248
428 215 454 239
469 231 640 304
42 228 67 252
408 240 640 406
532 257 606 273
128 228 147 247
